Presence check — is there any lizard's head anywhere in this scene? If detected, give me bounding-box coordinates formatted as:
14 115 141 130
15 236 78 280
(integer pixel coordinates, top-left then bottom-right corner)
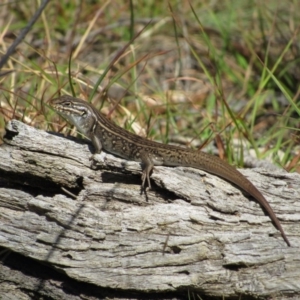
49 95 94 135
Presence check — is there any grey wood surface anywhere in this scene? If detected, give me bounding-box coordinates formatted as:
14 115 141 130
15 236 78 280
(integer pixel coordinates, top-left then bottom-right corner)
1 119 300 299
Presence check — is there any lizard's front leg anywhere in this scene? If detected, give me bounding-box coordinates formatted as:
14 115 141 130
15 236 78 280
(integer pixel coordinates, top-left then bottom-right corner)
89 134 103 161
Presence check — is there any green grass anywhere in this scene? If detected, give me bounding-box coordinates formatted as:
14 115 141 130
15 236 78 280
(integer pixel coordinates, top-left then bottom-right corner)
0 0 300 172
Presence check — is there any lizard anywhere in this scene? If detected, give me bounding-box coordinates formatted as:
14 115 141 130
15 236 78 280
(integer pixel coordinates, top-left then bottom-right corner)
49 95 291 246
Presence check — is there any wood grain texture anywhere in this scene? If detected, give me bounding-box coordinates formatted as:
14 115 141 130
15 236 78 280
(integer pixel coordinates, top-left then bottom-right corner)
1 119 300 299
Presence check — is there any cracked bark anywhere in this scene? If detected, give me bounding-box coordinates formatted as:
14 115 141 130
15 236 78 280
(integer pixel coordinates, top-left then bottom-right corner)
0 120 300 300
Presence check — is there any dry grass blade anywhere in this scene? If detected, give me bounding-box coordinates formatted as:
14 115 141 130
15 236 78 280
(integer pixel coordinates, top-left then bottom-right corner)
0 0 50 70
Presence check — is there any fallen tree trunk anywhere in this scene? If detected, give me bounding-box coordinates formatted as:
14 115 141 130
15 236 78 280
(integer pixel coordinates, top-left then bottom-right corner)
0 119 299 299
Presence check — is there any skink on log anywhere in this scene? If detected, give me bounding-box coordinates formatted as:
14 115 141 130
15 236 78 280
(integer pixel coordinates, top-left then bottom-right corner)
50 95 290 246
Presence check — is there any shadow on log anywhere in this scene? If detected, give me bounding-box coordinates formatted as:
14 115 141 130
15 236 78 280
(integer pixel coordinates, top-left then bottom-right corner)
0 120 300 299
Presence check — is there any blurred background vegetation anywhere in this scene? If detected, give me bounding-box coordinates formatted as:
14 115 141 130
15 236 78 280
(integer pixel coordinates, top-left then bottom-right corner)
0 0 299 172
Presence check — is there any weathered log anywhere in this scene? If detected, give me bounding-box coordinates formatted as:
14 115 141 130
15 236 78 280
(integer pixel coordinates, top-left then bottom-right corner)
0 119 299 299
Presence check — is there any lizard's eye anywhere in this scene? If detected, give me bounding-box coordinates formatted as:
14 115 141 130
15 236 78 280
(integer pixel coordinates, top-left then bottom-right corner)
64 102 71 106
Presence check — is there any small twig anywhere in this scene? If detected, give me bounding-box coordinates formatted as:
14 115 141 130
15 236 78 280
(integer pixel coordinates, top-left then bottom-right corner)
61 187 77 199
